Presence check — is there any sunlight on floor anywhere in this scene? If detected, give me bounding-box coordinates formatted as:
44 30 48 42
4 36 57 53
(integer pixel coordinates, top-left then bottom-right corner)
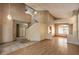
57 37 67 48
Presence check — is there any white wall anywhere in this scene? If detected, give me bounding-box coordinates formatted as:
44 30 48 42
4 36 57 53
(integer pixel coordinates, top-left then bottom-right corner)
27 23 41 41
2 4 14 43
48 13 54 25
47 13 55 39
67 15 79 45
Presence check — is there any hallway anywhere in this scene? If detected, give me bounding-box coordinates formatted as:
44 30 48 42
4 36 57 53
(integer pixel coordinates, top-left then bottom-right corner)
8 37 79 55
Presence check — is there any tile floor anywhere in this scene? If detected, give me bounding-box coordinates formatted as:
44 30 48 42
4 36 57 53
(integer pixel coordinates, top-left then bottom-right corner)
0 40 37 55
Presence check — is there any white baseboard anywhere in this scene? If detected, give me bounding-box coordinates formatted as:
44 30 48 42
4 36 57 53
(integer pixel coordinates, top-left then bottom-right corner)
67 41 79 45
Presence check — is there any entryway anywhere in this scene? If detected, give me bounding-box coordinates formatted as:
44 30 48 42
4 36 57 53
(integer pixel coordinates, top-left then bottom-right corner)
13 20 29 43
48 23 73 37
48 23 73 42
54 23 73 37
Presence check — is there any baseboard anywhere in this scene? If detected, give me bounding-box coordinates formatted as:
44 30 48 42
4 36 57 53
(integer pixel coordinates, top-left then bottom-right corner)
67 41 79 46
0 40 16 45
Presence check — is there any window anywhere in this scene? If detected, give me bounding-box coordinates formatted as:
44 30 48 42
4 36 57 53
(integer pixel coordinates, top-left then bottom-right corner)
58 25 69 35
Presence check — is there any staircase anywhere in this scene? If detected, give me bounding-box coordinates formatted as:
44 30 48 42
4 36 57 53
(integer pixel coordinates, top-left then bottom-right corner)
19 19 39 43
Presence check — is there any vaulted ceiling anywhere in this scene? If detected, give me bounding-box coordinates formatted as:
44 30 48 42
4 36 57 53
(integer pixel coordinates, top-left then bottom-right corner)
26 3 79 19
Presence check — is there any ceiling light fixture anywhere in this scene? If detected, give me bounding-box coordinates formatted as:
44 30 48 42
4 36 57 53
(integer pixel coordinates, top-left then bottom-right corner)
25 5 37 15
7 14 12 20
34 11 37 14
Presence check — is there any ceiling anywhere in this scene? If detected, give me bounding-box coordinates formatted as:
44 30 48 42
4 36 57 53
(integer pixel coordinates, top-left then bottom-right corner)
26 3 79 19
